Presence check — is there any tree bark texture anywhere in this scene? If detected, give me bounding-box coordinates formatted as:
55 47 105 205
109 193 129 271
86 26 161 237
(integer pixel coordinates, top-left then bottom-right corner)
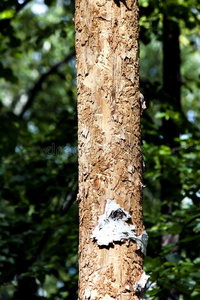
75 1 144 299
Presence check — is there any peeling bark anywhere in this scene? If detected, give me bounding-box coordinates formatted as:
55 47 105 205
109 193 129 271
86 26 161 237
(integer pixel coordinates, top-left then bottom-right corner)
75 0 144 299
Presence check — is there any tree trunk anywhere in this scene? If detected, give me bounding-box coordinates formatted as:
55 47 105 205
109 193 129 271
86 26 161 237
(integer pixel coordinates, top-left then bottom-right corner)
160 15 181 300
75 1 146 299
161 15 181 219
162 14 181 148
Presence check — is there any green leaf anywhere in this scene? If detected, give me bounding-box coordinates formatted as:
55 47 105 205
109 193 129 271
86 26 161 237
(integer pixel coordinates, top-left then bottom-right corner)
0 9 15 20
155 112 166 119
147 288 159 296
165 253 180 264
168 224 182 234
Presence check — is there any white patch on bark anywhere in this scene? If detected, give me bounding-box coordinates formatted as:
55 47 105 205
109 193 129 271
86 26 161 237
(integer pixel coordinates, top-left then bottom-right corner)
84 289 91 299
133 271 150 299
92 199 148 254
84 289 99 299
81 127 89 138
90 290 98 299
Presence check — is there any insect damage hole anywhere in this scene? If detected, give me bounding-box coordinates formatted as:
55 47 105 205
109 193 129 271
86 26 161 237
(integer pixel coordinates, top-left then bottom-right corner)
109 208 127 220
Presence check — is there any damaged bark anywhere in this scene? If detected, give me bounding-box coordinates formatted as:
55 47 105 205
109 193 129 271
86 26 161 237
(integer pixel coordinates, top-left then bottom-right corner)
75 0 146 299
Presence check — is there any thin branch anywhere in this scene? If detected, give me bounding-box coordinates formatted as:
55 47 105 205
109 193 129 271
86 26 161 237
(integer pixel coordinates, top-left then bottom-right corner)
60 187 78 217
19 51 75 118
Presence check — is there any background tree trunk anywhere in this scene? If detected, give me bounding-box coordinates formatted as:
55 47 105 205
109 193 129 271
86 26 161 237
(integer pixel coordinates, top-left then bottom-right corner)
75 0 145 299
160 15 181 300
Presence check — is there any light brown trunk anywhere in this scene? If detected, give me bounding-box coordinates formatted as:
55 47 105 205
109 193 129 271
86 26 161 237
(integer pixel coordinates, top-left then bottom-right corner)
75 0 145 299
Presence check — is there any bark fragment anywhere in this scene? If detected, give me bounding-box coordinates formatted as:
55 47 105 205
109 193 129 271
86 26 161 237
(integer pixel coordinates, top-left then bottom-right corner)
139 93 146 115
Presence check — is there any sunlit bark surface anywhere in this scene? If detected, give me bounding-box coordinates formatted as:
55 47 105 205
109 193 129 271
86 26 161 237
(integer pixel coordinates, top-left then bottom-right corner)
75 0 144 299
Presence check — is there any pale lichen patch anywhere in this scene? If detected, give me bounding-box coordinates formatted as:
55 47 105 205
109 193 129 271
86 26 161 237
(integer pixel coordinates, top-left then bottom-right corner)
92 199 148 255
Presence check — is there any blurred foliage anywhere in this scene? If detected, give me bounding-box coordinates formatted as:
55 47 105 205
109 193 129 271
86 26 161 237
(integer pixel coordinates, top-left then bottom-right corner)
0 0 78 299
139 0 200 299
0 0 199 299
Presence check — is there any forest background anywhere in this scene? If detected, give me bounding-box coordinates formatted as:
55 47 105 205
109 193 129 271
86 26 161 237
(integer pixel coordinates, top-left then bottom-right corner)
0 0 200 299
